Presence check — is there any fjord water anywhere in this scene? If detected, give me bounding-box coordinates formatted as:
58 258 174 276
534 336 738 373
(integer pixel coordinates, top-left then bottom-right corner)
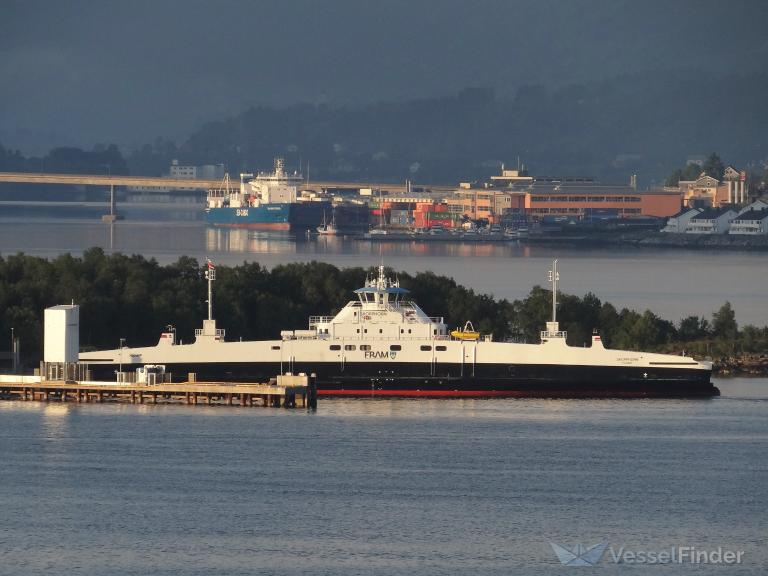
0 377 766 576
0 216 767 325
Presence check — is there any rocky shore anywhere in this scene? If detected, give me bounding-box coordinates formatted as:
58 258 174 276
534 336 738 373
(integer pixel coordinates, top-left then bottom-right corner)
713 354 768 376
625 231 768 251
525 229 768 251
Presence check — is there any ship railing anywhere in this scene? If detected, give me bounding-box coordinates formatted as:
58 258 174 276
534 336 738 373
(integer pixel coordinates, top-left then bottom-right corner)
540 330 567 340
429 316 445 324
317 335 453 341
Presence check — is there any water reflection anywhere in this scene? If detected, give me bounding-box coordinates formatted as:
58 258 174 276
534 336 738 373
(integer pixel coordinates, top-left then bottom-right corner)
207 228 291 254
42 403 70 439
1 216 767 325
203 227 530 259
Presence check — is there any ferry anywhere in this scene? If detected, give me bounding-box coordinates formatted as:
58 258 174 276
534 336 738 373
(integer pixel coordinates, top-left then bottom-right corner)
79 262 718 398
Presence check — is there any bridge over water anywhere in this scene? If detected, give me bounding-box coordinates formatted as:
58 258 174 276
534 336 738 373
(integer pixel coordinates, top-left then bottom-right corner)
0 171 452 221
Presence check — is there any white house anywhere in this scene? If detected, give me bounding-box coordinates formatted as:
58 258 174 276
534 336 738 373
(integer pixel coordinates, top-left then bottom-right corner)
736 198 768 216
685 207 737 234
729 209 768 235
662 207 701 233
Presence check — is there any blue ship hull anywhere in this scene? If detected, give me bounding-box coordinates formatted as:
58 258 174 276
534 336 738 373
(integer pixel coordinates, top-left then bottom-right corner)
205 202 331 230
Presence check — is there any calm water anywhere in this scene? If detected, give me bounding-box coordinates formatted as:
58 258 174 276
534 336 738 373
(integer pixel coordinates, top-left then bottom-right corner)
0 377 766 575
0 205 766 325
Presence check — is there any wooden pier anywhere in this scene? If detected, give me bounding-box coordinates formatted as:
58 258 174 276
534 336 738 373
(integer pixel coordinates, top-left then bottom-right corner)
0 374 317 409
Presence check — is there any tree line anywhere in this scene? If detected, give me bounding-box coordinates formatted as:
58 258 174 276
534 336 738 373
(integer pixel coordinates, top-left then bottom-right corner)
0 250 764 368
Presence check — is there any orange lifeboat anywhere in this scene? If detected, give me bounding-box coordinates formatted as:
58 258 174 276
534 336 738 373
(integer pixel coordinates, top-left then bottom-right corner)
450 321 480 341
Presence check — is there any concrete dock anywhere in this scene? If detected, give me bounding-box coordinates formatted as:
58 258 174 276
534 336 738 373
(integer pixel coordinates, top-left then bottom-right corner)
0 374 317 409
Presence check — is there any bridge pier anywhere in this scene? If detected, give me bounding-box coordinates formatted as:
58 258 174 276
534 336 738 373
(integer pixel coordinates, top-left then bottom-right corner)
102 184 122 222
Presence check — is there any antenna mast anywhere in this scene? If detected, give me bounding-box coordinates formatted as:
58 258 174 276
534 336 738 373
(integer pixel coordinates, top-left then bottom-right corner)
548 259 559 324
205 259 216 321
541 259 564 340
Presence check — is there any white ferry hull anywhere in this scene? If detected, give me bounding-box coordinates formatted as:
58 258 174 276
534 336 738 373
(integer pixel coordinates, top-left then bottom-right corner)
79 263 717 398
80 339 717 398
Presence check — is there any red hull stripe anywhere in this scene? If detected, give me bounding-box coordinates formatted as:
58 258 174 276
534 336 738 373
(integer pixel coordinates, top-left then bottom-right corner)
317 389 704 398
213 223 291 230
320 389 516 397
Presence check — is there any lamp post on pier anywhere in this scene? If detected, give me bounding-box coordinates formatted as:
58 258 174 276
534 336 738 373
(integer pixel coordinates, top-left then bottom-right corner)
10 327 15 374
119 337 126 377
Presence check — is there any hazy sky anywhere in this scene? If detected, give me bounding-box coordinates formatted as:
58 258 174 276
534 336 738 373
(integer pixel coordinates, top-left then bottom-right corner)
2 0 767 154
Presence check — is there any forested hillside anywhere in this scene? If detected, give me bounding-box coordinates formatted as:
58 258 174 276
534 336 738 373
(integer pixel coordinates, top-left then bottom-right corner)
128 71 767 187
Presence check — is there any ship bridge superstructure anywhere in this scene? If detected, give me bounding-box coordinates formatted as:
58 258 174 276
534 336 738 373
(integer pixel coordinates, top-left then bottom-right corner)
300 266 447 341
207 157 303 210
245 157 303 205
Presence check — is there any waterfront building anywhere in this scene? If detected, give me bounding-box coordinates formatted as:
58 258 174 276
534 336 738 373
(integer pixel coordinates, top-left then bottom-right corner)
667 166 748 208
128 160 225 193
737 198 768 214
373 195 454 229
445 166 681 224
488 166 535 187
728 209 768 235
662 207 703 233
446 184 525 224
522 182 680 220
684 207 737 234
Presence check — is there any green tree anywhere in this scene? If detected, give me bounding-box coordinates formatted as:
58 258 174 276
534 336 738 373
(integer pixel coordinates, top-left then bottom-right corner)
511 286 552 342
678 315 710 341
702 152 725 181
666 163 703 186
739 325 768 354
712 302 738 341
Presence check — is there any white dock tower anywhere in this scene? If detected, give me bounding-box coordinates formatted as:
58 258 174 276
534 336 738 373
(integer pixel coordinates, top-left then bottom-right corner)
42 304 87 382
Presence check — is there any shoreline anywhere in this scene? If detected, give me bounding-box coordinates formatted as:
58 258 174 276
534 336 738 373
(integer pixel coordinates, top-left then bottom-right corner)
713 354 768 376
523 230 768 251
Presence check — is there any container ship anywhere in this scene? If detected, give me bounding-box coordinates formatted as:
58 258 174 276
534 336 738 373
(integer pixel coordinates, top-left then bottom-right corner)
205 158 368 232
79 262 718 398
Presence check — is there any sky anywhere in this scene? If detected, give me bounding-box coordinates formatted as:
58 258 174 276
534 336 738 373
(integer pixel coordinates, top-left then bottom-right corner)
1 0 767 155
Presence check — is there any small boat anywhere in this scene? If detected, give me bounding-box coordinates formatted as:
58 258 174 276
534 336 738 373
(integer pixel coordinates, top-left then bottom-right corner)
451 321 481 341
317 211 339 235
